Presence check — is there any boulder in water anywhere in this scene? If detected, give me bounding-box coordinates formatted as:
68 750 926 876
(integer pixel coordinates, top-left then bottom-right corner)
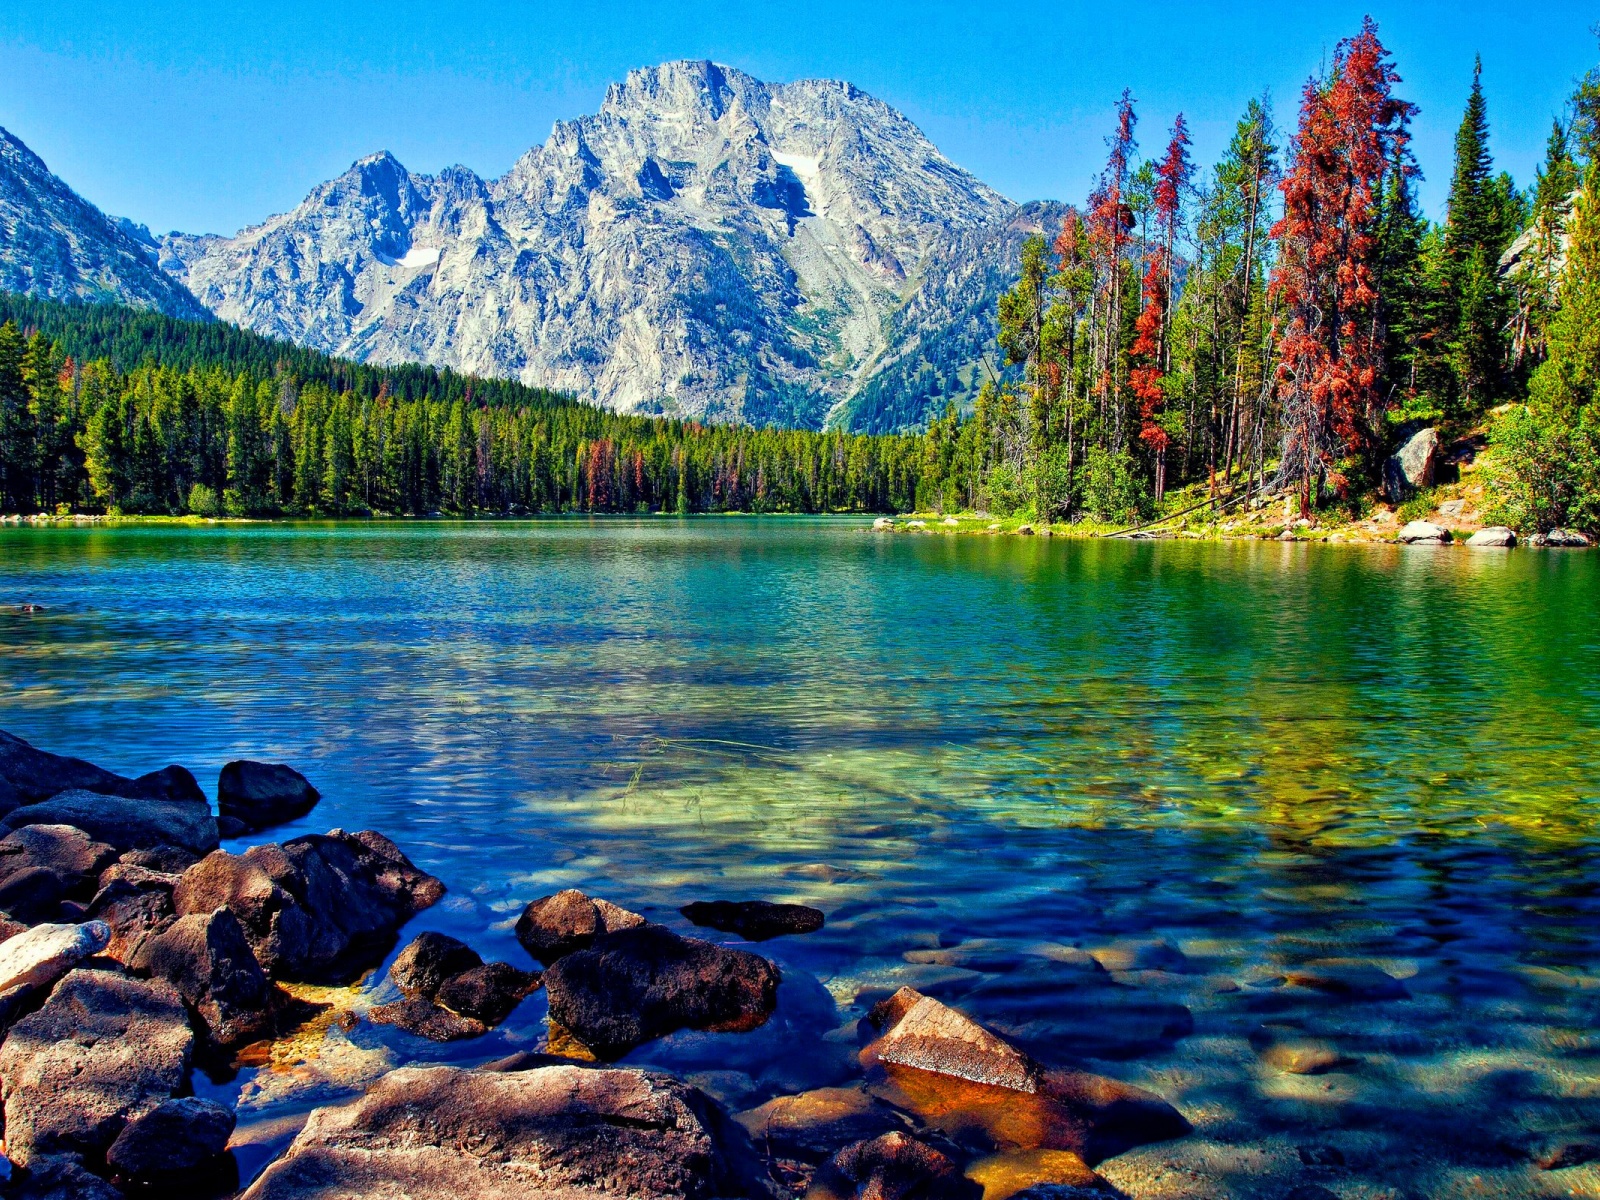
217 760 321 832
390 930 482 998
0 968 193 1166
0 731 203 807
681 899 825 941
809 1131 979 1200
735 1086 913 1163
435 961 539 1026
238 1063 756 1200
543 922 780 1059
172 829 444 982
514 888 645 964
368 996 488 1041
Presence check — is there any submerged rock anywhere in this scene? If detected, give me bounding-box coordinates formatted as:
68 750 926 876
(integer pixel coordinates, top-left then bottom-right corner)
810 1131 979 1200
173 829 444 982
130 907 276 1047
1 789 219 855
218 760 321 832
736 1086 913 1163
105 1095 236 1181
861 988 1189 1165
964 1149 1104 1200
514 888 645 964
543 922 780 1059
681 899 826 941
1283 960 1409 1001
0 968 193 1165
239 1064 754 1200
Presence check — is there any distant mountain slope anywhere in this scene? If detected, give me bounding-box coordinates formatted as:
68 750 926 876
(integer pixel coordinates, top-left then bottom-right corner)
0 126 208 321
157 60 1030 431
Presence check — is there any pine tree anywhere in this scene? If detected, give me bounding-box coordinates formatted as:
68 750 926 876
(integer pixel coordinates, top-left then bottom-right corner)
0 322 35 512
1442 58 1510 410
1531 156 1600 412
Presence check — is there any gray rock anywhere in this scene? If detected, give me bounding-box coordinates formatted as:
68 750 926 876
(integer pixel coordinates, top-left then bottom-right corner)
1466 526 1517 547
1545 527 1592 547
681 899 825 941
514 888 645 964
0 921 110 1007
1383 426 1440 500
106 1096 236 1179
543 922 780 1059
130 908 275 1046
390 930 482 998
218 760 321 832
239 1063 755 1200
0 730 203 806
1396 520 1450 545
0 789 218 855
172 829 444 982
0 968 193 1165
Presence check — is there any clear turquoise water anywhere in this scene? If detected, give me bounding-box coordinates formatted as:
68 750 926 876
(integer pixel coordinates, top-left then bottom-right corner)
2 519 1599 1197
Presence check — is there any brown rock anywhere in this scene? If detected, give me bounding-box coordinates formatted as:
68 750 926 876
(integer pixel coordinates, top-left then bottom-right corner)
0 824 118 898
0 865 68 923
120 844 200 873
435 961 539 1025
87 876 176 965
0 968 194 1165
390 930 482 998
130 908 275 1046
866 986 1036 1090
238 1063 753 1200
1258 1038 1342 1075
7 1153 123 1200
514 888 644 964
736 1086 913 1162
173 829 443 982
543 922 780 1059
368 996 488 1041
808 1131 979 1200
681 899 825 941
861 989 1188 1165
218 760 321 832
106 1095 236 1179
1283 960 1408 1001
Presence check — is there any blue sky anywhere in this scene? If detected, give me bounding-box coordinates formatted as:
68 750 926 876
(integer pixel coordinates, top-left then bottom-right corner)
1 2 1595 235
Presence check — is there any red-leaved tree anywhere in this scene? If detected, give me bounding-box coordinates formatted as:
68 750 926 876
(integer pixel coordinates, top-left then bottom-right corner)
1130 115 1193 501
1271 17 1416 516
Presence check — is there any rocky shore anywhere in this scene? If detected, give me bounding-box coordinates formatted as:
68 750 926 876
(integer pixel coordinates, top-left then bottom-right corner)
0 730 1194 1199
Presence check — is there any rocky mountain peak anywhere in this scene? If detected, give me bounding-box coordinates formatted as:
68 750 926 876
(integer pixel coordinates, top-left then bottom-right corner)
144 61 1031 429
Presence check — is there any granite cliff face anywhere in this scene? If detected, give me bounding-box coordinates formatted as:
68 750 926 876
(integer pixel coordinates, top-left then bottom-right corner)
158 61 1030 430
0 126 208 320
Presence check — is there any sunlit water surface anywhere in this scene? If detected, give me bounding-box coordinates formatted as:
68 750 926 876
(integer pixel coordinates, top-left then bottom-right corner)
2 519 1599 1198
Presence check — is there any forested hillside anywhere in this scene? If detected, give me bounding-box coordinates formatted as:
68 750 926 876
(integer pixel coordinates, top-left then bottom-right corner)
0 294 925 516
955 20 1600 533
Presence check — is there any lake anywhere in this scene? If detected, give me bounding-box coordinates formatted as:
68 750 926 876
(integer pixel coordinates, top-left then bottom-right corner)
2 518 1598 1198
